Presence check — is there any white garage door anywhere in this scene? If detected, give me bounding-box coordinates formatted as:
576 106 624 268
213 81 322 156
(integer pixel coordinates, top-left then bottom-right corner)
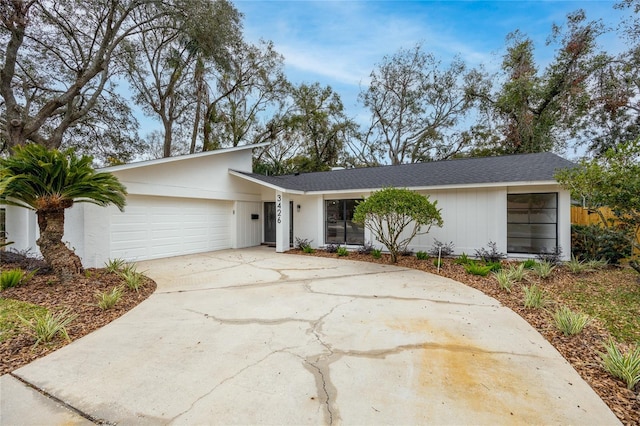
109 195 232 261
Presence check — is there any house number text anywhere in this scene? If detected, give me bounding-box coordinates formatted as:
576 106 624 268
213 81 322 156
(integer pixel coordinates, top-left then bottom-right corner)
276 194 282 224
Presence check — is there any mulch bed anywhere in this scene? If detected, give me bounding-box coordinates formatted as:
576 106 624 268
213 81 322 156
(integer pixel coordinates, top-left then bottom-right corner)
292 249 640 426
0 265 156 376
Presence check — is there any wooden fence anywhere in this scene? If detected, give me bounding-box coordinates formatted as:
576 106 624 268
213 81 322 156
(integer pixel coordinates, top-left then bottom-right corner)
570 206 639 255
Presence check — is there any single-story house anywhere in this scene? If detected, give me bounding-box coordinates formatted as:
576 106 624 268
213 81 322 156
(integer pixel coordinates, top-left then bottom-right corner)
4 143 575 267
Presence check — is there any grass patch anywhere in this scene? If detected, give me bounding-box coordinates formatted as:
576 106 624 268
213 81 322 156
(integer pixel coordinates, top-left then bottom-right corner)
0 298 48 343
559 270 640 344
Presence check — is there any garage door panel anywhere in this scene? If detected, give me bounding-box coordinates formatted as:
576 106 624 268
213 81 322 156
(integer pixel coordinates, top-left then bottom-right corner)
110 196 231 261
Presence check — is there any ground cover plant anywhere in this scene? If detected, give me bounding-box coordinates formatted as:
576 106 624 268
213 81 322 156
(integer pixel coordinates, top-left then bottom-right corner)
1 252 155 375
293 248 640 425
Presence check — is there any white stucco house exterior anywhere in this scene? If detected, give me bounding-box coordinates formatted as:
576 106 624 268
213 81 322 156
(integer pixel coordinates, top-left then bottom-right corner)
4 144 575 267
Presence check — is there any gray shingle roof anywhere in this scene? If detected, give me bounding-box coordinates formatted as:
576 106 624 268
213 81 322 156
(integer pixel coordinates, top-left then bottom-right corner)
234 152 575 193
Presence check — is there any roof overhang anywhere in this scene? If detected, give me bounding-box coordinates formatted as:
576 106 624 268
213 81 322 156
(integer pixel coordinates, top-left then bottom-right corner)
228 170 561 195
102 143 269 173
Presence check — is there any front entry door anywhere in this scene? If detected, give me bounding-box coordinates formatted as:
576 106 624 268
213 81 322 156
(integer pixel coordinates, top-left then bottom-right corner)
264 202 293 245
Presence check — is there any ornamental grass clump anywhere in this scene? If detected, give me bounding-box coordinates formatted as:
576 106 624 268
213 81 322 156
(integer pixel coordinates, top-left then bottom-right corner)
552 306 591 336
493 269 513 293
506 263 527 282
523 284 547 309
532 260 555 279
119 264 145 292
599 340 640 390
18 309 77 346
95 286 123 310
104 258 127 273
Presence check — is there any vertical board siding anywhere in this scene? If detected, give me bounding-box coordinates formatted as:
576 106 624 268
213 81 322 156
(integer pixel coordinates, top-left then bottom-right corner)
404 187 505 255
235 201 262 248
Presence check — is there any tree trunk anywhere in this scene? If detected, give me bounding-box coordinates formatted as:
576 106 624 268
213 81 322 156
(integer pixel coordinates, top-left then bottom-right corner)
36 208 83 282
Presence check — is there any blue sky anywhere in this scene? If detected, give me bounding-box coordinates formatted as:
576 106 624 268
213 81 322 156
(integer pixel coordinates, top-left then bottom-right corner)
234 1 626 121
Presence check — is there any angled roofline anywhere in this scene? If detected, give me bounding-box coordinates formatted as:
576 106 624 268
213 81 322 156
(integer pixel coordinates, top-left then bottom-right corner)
229 169 561 195
228 169 305 194
101 143 269 173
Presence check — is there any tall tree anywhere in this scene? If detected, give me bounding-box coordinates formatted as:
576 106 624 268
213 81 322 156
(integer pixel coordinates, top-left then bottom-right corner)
575 1 640 156
555 140 640 274
0 144 127 282
122 0 241 158
283 82 356 172
203 40 289 151
471 11 604 155
0 0 166 156
358 44 476 165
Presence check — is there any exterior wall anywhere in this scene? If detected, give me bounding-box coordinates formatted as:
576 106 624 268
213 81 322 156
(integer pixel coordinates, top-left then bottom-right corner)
111 150 261 202
307 184 570 261
408 187 506 255
289 194 321 248
4 205 38 255
233 201 262 249
4 148 264 267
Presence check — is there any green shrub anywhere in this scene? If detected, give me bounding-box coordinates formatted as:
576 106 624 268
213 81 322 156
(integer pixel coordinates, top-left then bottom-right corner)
302 246 315 254
416 251 429 260
523 285 547 309
18 309 77 346
572 224 631 265
522 259 537 269
104 258 126 273
95 286 123 310
553 306 590 336
464 262 493 277
454 253 471 265
493 270 513 293
336 247 349 257
0 268 37 290
532 261 555 279
433 258 442 268
371 249 382 259
485 261 502 272
599 339 640 390
506 263 526 282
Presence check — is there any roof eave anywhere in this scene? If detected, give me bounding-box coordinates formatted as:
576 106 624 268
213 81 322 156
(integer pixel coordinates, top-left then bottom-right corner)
228 170 306 194
101 143 270 173
300 180 562 195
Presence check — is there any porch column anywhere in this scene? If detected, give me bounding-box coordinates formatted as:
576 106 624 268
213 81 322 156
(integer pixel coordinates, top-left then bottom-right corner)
275 191 290 252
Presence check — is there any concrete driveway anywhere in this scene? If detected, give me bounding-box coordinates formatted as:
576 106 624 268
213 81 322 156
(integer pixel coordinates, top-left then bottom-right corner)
1 247 619 425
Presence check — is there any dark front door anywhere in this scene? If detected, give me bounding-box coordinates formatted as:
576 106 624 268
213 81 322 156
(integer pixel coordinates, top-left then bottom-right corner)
264 202 293 244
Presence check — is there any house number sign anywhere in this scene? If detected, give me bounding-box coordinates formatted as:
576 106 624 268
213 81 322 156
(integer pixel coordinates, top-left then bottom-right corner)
276 194 282 224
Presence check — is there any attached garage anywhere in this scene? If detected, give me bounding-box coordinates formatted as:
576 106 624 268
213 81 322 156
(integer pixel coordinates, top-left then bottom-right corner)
5 144 265 267
109 195 232 261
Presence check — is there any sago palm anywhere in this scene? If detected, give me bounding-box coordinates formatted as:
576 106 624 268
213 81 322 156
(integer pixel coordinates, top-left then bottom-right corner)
0 144 127 282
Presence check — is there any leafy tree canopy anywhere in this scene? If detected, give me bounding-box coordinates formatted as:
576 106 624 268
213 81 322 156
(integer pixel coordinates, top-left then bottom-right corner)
555 140 640 273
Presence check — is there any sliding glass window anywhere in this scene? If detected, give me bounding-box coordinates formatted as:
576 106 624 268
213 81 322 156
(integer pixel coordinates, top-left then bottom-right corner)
325 200 364 245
